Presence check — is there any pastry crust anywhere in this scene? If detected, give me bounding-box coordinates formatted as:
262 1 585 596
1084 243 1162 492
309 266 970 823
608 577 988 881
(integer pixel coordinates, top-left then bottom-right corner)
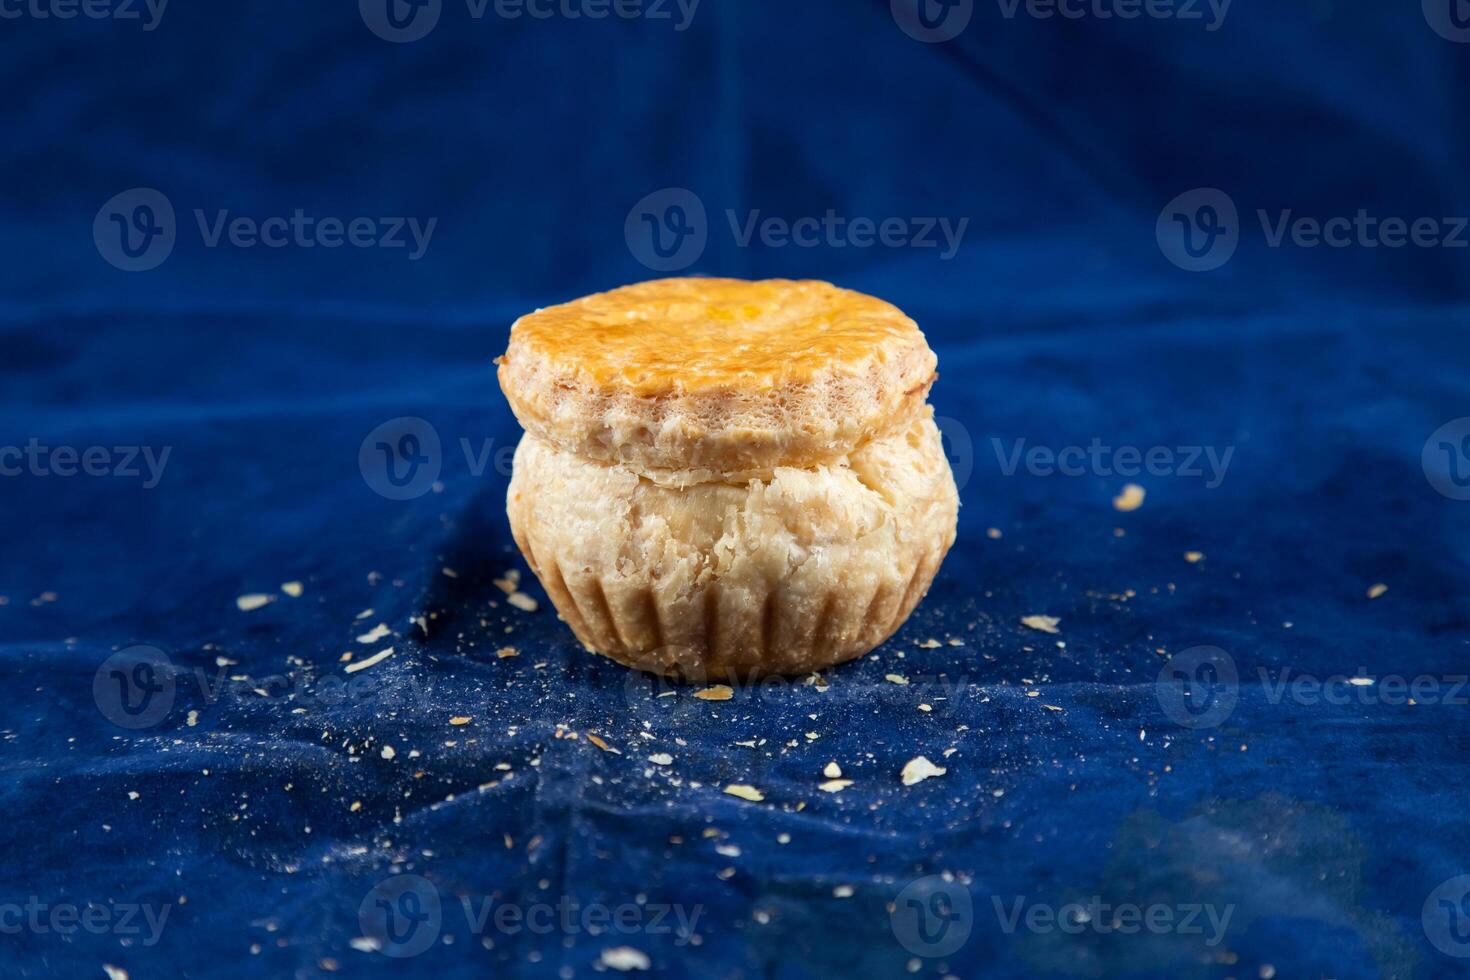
498 278 938 482
506 411 958 681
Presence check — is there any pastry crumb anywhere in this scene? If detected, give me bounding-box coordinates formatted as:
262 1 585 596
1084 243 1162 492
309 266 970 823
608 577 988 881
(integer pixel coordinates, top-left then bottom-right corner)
1367 583 1388 599
723 784 764 802
355 623 391 644
280 581 304 597
507 592 538 612
1020 615 1060 634
344 648 393 674
694 685 734 701
599 947 650 972
588 734 621 754
235 593 273 612
1112 483 1146 512
900 756 946 786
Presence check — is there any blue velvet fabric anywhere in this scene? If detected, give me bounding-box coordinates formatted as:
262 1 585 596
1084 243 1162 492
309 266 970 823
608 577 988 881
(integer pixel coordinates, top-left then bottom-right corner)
3 2 1470 978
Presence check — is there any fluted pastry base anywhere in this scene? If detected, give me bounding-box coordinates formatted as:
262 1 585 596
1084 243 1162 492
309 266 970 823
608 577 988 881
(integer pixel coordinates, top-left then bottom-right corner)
506 412 959 681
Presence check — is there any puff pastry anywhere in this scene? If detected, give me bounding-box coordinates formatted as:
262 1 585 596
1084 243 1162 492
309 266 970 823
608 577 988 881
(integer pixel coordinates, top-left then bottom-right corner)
498 278 958 680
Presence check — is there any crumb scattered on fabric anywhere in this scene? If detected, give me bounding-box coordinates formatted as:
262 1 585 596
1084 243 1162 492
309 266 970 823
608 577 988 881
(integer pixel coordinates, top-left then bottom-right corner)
723 784 764 802
900 756 947 786
694 685 734 701
235 593 273 612
600 947 651 971
1112 483 1146 512
507 592 538 612
280 581 304 597
1183 551 1204 564
355 623 391 644
1020 615 1060 634
588 734 621 754
344 648 393 674
1367 583 1388 599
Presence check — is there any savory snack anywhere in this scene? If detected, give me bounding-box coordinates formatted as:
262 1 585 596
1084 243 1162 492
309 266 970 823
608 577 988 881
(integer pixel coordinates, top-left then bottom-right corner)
498 277 958 680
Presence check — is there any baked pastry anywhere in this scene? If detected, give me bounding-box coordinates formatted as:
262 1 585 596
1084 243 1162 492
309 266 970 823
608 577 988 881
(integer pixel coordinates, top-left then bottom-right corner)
498 278 958 680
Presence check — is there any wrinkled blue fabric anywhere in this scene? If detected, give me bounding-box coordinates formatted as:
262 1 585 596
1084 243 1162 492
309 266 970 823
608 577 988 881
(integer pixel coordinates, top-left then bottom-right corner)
2 2 1470 978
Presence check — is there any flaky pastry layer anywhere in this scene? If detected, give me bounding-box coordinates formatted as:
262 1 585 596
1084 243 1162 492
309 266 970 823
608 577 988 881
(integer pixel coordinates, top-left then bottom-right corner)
506 411 959 680
498 278 938 480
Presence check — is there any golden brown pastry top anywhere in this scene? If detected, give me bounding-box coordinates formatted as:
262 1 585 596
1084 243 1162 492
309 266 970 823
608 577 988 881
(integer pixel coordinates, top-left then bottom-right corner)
497 278 939 481
506 278 925 396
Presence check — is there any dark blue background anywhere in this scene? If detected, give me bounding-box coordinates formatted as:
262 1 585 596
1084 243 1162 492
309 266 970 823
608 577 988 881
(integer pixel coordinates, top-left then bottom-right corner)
3 1 1470 977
